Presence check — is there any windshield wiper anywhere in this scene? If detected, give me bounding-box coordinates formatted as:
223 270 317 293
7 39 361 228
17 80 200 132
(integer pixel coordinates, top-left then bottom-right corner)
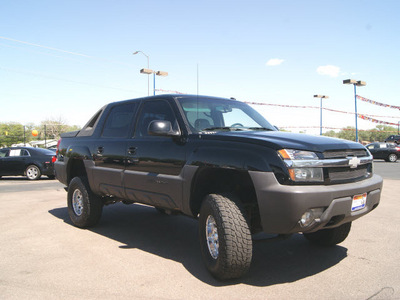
202 127 245 132
247 127 274 131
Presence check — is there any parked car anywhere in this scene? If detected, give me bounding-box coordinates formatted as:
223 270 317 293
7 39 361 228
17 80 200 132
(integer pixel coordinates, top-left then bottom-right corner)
366 142 400 162
55 94 382 280
0 147 56 180
384 135 400 144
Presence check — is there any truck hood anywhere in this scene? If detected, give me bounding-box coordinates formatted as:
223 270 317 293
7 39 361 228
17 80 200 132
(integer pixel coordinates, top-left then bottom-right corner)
199 130 366 153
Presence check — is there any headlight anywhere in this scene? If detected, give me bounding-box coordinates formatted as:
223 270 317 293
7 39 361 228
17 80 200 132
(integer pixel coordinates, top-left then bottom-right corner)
288 167 324 182
278 149 324 183
278 149 318 160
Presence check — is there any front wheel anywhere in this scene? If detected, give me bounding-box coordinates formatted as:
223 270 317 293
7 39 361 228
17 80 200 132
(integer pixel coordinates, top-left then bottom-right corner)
67 177 103 228
26 165 41 180
303 222 352 246
198 194 252 280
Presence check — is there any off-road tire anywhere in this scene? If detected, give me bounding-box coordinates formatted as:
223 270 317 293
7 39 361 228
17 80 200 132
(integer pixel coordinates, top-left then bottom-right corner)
67 177 103 228
26 165 41 180
303 222 352 246
199 194 252 280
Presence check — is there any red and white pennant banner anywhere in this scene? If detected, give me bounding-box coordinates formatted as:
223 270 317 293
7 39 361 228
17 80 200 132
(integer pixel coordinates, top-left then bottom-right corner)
357 95 400 110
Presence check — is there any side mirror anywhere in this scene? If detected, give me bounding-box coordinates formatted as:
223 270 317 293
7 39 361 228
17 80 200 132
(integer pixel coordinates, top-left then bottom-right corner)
148 120 180 137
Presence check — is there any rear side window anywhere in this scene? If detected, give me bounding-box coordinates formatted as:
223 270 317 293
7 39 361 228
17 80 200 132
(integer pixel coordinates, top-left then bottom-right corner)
102 103 137 138
20 149 30 156
9 149 22 156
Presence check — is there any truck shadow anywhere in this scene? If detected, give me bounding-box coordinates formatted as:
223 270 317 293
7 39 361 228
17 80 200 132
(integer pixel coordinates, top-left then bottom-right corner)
49 203 347 286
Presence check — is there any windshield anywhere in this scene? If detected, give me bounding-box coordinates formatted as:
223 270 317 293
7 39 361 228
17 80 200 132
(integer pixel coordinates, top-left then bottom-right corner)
177 96 276 133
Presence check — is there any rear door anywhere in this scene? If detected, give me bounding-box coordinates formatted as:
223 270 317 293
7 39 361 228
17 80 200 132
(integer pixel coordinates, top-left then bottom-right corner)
91 102 138 198
375 144 387 159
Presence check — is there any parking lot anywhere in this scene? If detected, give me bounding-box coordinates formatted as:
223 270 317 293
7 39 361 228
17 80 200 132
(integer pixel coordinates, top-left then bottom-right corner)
0 162 399 299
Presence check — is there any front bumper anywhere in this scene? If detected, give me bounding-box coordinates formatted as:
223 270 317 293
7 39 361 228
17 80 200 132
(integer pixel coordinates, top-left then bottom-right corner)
249 171 383 234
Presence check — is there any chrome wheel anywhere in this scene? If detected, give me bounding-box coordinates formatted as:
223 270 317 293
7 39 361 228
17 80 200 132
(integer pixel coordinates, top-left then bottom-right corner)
26 165 40 180
72 189 84 216
206 215 219 259
388 154 397 162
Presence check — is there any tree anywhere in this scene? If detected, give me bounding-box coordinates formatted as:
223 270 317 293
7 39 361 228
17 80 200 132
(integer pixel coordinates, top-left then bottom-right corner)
40 117 79 141
368 125 397 142
337 126 356 141
0 120 80 147
323 130 337 138
0 123 26 147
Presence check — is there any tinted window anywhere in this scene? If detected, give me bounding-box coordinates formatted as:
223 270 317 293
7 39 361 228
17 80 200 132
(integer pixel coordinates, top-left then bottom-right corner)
0 149 9 157
102 103 137 138
135 100 178 137
20 149 30 156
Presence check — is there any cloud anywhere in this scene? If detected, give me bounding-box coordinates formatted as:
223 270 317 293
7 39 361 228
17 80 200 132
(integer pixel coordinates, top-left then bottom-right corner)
266 58 284 66
316 65 340 77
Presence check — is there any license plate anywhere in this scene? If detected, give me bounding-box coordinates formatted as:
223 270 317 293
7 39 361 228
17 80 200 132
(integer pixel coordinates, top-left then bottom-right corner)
352 193 367 211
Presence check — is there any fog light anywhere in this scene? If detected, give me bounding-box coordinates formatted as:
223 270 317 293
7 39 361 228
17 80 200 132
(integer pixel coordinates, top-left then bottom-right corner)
299 208 325 228
300 210 315 227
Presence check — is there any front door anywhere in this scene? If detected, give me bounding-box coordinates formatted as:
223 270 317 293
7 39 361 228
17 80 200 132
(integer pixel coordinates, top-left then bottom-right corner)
124 99 186 210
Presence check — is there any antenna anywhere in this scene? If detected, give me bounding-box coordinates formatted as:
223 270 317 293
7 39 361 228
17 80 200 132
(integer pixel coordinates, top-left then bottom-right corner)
197 63 199 95
196 63 199 126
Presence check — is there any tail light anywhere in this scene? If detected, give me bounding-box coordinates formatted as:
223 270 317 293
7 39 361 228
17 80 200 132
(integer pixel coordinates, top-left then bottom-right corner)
396 147 400 151
51 156 57 163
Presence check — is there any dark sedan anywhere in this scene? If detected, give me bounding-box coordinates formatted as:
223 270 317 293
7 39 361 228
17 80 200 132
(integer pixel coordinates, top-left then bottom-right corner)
0 147 56 180
366 142 400 163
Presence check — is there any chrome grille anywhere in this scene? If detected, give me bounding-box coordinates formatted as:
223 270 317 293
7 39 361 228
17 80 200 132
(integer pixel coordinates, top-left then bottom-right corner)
322 149 372 183
323 149 367 159
328 165 370 182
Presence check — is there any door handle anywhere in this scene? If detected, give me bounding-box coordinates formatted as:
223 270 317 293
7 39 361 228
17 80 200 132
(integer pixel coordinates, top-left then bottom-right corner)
97 147 104 154
128 147 137 155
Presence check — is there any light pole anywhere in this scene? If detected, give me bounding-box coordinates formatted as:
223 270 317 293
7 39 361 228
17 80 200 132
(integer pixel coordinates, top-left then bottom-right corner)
139 69 168 96
314 95 329 135
343 79 366 143
133 51 150 96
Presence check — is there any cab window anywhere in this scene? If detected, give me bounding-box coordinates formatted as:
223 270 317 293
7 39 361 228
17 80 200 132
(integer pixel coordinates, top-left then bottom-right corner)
101 103 137 138
135 100 178 137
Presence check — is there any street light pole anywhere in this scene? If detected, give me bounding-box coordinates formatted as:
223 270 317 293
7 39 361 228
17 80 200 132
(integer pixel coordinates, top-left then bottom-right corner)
343 79 366 143
133 51 150 96
314 95 329 135
140 69 168 95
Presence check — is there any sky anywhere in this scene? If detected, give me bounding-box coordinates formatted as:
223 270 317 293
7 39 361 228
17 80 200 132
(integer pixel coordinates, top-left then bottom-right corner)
1 0 399 135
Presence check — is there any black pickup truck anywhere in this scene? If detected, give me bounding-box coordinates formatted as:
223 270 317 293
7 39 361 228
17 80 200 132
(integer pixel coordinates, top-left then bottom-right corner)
55 94 383 280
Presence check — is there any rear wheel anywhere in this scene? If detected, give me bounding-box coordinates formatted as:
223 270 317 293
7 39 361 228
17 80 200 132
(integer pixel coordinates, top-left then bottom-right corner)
67 177 103 228
198 194 252 280
26 165 41 180
386 153 398 162
303 222 352 246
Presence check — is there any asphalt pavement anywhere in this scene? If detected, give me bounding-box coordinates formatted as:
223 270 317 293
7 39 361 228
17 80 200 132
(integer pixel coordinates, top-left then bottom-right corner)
0 162 399 299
